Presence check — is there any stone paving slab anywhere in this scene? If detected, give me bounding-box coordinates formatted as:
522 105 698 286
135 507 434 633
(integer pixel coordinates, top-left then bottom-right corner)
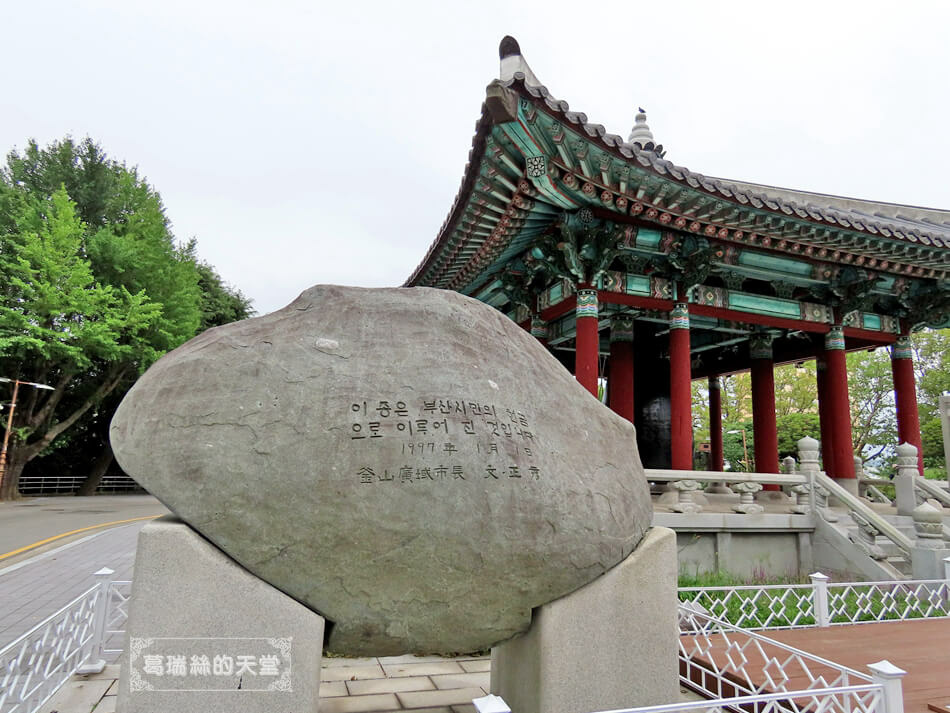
430 672 491 690
459 659 491 673
382 660 468 677
348 675 437 695
53 655 492 713
322 662 388 681
396 686 487 709
321 692 401 713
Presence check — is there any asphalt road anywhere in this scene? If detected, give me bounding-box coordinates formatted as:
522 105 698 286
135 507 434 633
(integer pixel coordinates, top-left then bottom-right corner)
0 495 165 658
0 494 168 565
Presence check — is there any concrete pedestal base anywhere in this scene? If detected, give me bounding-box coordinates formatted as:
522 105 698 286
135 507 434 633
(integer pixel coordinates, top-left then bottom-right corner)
117 516 325 713
911 546 950 580
490 527 678 713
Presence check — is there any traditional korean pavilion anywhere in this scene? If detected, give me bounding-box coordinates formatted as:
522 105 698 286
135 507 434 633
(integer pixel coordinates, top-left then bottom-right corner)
406 37 950 483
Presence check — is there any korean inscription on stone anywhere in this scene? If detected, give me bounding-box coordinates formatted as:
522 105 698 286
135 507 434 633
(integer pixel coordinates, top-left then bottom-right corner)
349 397 540 484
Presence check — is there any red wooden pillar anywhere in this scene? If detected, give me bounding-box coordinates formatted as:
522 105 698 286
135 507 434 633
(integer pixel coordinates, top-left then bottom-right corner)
816 356 835 475
608 316 635 423
530 316 549 348
750 333 779 483
824 326 855 481
574 289 600 397
891 335 924 475
708 376 723 471
669 302 693 470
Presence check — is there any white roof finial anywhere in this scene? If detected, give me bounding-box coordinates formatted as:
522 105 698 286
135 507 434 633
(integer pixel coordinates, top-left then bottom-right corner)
628 108 655 147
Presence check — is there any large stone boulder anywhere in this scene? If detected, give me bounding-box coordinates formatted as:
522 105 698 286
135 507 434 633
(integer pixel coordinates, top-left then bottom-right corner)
111 285 651 655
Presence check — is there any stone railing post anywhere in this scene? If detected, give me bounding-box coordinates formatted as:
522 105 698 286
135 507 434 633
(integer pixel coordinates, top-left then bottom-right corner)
894 443 919 516
790 483 811 514
910 502 950 579
782 456 796 474
77 567 115 675
732 482 763 514
867 660 907 713
944 555 950 584
809 572 830 627
797 437 820 476
797 437 833 519
912 502 944 547
669 479 703 513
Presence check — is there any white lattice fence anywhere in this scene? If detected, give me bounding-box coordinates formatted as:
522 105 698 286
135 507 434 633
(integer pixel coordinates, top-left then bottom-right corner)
677 605 873 705
678 583 816 630
680 570 950 631
592 685 886 713
0 586 100 713
827 580 950 624
104 579 132 659
0 569 131 713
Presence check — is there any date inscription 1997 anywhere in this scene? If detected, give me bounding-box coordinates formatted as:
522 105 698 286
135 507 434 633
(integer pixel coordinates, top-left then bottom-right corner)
348 397 540 485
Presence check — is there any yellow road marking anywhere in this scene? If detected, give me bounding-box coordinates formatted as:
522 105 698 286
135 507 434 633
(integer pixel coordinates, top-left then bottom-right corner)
0 514 163 561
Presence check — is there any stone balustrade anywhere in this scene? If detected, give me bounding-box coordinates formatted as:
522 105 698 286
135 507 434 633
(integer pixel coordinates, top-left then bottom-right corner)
646 468 806 515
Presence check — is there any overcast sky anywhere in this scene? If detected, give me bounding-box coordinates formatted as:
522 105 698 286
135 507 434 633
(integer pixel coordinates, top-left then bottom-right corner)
3 1 948 315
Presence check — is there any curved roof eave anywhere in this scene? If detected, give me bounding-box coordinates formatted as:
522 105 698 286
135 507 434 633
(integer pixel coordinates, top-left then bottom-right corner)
407 45 950 289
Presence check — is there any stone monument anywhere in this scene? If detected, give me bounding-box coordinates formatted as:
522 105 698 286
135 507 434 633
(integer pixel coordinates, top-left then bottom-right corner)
112 285 677 713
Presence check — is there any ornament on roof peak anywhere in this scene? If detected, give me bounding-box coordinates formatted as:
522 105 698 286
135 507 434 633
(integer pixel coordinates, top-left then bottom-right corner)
628 108 666 158
498 35 542 87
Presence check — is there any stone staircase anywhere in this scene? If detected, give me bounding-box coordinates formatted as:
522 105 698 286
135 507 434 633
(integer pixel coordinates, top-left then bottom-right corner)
843 513 915 578
877 516 916 578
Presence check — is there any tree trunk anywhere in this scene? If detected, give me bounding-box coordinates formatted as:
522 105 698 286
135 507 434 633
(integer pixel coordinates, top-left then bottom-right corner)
77 442 113 496
0 450 28 501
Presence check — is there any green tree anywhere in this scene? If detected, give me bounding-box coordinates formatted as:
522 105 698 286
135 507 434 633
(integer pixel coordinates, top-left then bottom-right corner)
913 329 950 422
195 258 254 330
774 362 817 417
920 418 945 470
0 137 235 499
27 258 254 496
722 420 753 471
776 412 821 460
845 347 896 462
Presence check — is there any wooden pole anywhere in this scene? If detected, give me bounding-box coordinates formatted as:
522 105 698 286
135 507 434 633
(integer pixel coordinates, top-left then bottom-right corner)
824 327 855 481
669 302 693 470
750 334 779 484
0 379 21 495
708 376 723 471
816 356 836 476
574 289 600 397
891 336 923 475
608 316 634 423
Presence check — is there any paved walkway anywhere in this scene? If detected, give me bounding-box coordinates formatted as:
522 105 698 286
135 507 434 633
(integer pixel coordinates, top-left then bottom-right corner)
51 657 704 713
49 655 493 713
0 520 150 645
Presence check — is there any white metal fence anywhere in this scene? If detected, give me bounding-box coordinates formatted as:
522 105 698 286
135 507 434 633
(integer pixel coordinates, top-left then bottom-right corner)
677 605 874 700
593 685 888 713
678 568 950 631
17 473 142 496
0 569 130 713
